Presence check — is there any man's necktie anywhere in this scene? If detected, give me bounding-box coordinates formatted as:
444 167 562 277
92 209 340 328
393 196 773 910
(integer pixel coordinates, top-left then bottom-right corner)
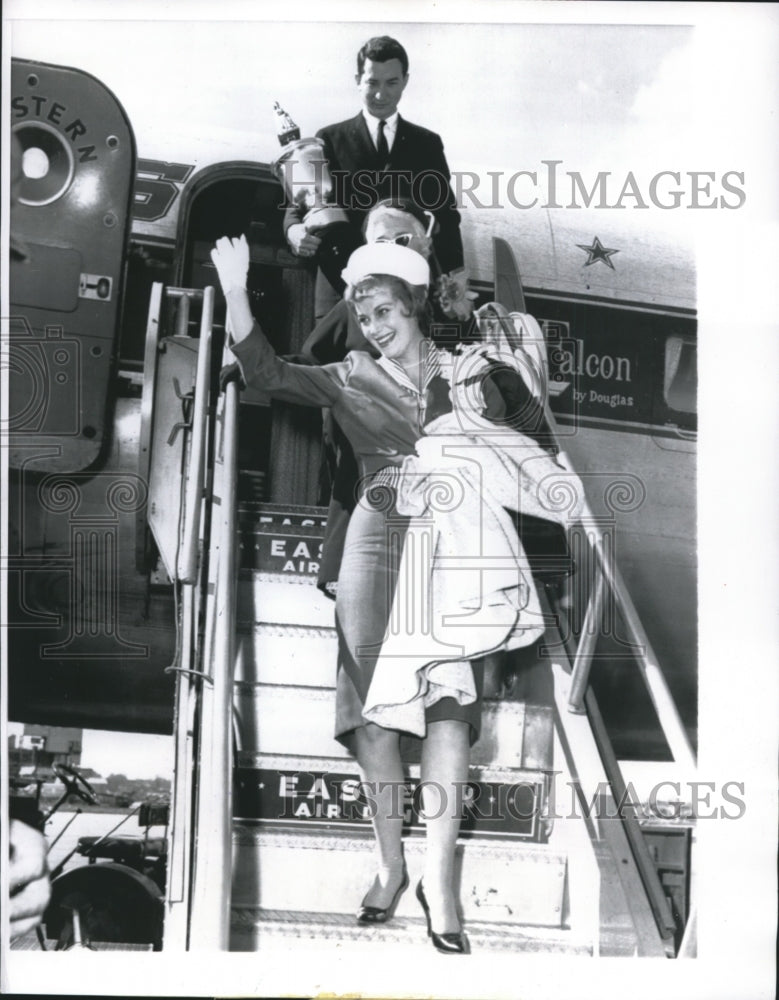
376 119 389 162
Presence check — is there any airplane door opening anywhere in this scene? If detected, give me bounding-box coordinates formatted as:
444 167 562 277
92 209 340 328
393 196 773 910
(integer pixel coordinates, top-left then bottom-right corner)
172 166 324 507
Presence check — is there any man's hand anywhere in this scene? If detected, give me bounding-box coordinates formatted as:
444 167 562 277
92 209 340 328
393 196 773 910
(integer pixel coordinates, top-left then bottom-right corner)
9 819 51 940
210 235 250 295
286 223 322 259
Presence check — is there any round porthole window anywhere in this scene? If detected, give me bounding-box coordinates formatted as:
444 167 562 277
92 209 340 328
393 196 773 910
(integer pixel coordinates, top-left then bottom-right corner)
13 121 76 206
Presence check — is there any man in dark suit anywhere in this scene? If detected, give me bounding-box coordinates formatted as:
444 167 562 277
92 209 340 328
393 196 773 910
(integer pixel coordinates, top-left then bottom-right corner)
284 35 464 317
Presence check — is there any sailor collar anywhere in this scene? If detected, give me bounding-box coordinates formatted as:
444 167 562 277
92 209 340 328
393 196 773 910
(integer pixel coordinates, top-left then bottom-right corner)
375 341 445 397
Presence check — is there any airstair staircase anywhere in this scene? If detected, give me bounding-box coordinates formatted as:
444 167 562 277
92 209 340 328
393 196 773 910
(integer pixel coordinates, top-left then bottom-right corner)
229 512 597 957
141 266 697 969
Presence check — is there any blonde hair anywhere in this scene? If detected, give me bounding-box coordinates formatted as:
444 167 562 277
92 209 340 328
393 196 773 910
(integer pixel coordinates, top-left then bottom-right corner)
345 274 431 335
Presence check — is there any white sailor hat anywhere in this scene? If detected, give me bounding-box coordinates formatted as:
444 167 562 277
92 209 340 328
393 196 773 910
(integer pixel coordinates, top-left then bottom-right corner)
341 242 430 289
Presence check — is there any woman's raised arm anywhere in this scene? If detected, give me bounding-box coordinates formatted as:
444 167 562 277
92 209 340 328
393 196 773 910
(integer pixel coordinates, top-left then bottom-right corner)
210 235 254 343
210 235 347 409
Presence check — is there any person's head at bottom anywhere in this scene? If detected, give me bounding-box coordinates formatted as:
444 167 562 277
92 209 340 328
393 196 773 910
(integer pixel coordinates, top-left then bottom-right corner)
341 243 431 369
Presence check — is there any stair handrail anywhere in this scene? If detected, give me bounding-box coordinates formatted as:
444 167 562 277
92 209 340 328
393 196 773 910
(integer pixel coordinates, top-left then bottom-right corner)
177 286 215 584
540 399 695 951
537 396 697 772
565 498 697 773
188 329 241 950
485 240 693 952
152 284 234 950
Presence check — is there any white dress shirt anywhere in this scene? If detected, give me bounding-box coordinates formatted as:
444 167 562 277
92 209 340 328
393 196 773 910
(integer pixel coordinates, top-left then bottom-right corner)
362 109 399 153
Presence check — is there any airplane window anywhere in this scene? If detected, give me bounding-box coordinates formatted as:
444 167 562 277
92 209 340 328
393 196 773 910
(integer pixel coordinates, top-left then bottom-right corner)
664 336 697 415
22 146 49 179
14 122 75 205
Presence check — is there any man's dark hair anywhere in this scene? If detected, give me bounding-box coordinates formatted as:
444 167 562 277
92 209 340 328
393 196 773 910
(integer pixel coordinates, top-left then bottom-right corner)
356 36 409 78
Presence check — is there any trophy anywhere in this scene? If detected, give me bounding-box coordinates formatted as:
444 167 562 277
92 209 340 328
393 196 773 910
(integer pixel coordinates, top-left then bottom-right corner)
271 102 349 231
271 103 360 291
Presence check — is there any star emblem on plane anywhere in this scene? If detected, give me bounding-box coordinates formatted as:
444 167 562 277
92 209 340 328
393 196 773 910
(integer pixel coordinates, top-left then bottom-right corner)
576 236 619 269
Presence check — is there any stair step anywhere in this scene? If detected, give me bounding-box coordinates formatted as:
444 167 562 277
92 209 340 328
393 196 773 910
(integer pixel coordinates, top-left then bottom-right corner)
234 576 557 697
233 753 552 843
235 622 337 687
234 684 553 770
231 825 567 927
237 571 331 630
230 907 592 955
226 713 602 956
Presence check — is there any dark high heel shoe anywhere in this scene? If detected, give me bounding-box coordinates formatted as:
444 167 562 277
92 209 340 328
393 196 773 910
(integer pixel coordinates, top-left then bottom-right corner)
356 867 409 924
415 880 469 955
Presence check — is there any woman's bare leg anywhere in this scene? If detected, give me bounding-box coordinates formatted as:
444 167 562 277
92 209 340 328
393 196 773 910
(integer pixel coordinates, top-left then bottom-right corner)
419 718 470 933
353 722 407 907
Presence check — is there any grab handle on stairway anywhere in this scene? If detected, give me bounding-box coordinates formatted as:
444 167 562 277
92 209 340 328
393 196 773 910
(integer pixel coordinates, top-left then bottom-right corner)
177 285 215 583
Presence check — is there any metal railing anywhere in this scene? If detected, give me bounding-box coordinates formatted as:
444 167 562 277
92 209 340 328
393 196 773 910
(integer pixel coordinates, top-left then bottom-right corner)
485 298 696 770
565 501 697 774
542 403 696 954
485 247 695 953
188 337 241 949
177 286 215 585
142 284 239 951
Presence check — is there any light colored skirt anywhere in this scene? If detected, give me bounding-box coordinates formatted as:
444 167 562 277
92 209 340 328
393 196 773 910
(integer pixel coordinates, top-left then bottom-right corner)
334 484 483 748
